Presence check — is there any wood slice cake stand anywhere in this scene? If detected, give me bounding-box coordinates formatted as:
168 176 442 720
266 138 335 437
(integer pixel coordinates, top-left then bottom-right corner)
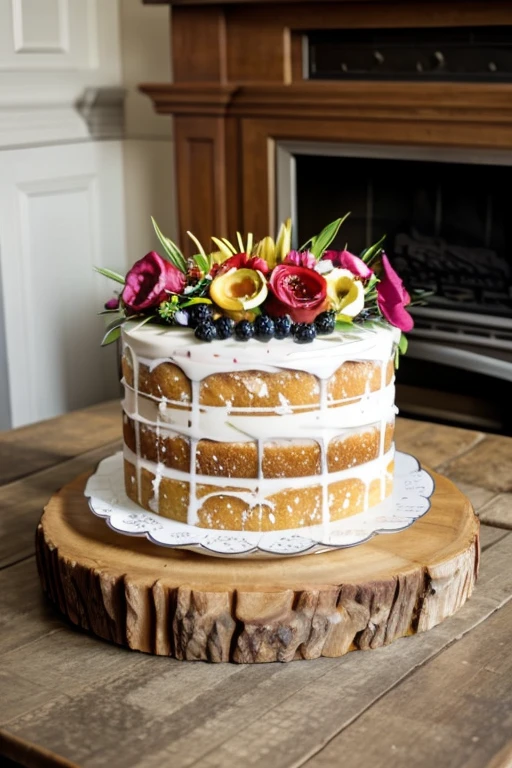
36 469 479 664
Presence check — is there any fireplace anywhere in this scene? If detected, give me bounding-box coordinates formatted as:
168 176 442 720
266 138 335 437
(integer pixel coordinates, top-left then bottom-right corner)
277 140 512 432
141 0 512 433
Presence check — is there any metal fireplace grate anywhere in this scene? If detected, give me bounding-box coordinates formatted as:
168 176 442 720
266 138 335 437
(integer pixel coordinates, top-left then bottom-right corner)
307 26 512 82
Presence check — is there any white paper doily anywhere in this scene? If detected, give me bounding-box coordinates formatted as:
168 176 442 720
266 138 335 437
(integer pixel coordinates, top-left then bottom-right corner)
84 451 435 558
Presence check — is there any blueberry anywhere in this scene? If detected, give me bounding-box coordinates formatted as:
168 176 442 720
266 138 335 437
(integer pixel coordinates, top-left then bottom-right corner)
194 321 217 342
272 315 292 339
234 319 254 341
315 311 336 335
254 315 275 341
293 323 317 344
188 303 213 328
355 309 372 322
215 316 234 340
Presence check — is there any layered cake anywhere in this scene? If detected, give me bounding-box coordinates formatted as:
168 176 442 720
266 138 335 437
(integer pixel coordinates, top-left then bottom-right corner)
121 322 399 531
98 214 415 532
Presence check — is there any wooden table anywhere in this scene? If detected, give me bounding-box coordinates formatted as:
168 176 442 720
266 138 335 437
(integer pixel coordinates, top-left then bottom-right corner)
1 401 512 768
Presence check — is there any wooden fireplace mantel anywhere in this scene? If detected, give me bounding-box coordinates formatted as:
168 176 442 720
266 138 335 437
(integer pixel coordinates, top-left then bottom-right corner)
140 1 512 254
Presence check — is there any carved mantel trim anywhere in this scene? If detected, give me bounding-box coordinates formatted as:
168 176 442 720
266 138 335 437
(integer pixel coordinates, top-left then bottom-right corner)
139 83 238 116
141 80 512 125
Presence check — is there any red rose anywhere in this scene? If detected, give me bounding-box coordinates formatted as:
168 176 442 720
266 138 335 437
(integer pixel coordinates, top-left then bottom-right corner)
122 251 186 312
376 254 414 331
266 264 327 323
323 249 373 280
216 253 270 276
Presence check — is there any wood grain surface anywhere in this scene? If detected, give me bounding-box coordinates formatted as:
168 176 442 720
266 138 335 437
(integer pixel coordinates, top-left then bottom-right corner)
0 400 511 768
36 469 478 663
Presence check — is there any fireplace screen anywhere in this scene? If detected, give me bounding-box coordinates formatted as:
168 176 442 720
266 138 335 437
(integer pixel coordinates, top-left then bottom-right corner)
296 154 512 318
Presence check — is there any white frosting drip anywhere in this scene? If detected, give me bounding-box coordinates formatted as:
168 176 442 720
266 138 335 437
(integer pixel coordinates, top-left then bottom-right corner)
123 382 395 442
124 443 394 521
121 321 399 527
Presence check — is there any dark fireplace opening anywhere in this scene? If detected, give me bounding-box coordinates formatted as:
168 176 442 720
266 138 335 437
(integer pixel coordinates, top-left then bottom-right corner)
296 154 512 318
294 152 512 434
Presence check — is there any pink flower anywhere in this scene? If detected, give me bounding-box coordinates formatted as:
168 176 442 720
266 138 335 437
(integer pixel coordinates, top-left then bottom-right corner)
323 250 373 280
266 264 327 323
216 253 270 276
283 250 317 269
104 296 119 310
122 251 186 312
377 254 414 331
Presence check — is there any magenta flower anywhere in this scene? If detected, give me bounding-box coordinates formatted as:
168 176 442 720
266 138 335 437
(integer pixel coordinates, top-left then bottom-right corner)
323 250 373 280
266 264 327 323
283 250 317 269
104 296 119 310
122 251 186 312
377 254 414 331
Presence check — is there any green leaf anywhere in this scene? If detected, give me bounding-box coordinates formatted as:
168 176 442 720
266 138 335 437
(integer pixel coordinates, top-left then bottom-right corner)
101 316 125 346
407 288 434 307
97 309 121 315
94 267 125 285
364 274 379 295
101 326 121 346
131 314 156 332
398 332 408 356
151 217 187 273
334 320 355 332
179 276 212 298
180 297 212 309
394 332 409 368
193 253 211 275
360 234 386 265
309 212 351 260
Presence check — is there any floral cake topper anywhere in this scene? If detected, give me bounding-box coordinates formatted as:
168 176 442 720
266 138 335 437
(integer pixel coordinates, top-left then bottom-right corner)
97 215 427 358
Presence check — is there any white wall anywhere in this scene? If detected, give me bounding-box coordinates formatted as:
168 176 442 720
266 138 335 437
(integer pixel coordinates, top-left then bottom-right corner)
0 0 175 429
119 0 177 263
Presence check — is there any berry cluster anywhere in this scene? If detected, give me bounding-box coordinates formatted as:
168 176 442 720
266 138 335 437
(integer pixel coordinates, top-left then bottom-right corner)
194 311 336 344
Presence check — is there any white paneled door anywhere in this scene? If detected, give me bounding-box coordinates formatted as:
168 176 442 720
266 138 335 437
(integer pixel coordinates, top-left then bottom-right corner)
0 141 126 427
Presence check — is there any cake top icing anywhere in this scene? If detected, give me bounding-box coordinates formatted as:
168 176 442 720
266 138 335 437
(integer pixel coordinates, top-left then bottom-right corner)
122 321 400 381
97 214 425 358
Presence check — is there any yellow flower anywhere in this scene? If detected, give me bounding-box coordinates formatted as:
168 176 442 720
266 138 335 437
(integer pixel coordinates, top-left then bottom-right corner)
254 219 291 269
325 268 364 321
210 268 268 312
